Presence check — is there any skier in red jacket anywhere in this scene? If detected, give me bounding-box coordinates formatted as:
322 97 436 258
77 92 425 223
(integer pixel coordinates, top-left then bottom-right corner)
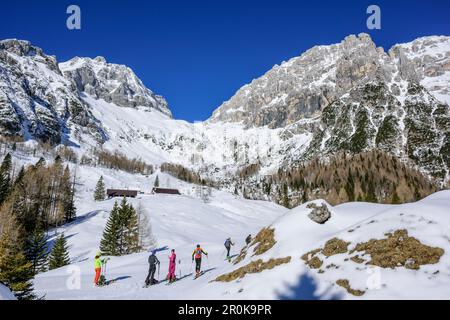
167 249 177 283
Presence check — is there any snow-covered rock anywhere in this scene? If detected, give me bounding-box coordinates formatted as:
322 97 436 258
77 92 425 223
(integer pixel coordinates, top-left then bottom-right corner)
306 201 333 224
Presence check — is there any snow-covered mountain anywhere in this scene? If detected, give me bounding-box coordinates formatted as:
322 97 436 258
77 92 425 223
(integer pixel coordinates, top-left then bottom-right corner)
0 39 169 145
0 34 449 187
209 34 450 127
60 56 171 117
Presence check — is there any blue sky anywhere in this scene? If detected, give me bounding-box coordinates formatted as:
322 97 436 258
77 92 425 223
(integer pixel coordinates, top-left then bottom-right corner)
1 0 449 121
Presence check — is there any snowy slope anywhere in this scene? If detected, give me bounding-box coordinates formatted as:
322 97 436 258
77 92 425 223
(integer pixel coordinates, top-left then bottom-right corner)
32 162 288 300
31 158 450 299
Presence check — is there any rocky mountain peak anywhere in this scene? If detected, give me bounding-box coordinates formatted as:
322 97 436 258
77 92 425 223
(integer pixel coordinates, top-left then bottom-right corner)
208 34 449 129
60 56 172 117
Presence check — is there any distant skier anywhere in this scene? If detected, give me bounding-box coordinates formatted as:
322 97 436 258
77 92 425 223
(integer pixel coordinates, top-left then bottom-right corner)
245 234 252 246
224 238 235 261
94 252 107 286
192 244 208 278
167 249 177 283
145 250 160 286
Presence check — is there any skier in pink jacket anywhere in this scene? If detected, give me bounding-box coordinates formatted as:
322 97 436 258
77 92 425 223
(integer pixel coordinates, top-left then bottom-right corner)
167 249 177 283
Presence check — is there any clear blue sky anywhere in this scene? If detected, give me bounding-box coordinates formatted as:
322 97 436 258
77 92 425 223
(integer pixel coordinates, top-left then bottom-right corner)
1 0 449 122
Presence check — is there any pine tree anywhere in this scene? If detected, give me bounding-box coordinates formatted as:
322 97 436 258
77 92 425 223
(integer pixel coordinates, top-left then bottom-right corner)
62 166 76 222
0 210 35 300
94 176 106 201
123 204 140 254
48 233 70 270
100 198 142 256
100 201 120 256
154 175 160 188
25 227 48 274
345 169 355 202
282 183 290 208
14 166 25 186
0 153 12 206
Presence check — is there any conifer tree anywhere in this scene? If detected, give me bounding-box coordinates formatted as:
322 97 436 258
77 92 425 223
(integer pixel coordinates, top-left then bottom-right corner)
0 210 35 300
0 153 12 206
123 204 140 254
100 201 120 256
25 227 48 274
154 175 160 188
136 203 157 251
282 183 290 208
62 166 76 222
100 198 142 256
94 176 106 201
48 233 70 270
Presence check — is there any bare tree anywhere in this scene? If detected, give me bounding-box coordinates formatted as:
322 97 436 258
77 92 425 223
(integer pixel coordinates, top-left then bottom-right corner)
136 202 157 251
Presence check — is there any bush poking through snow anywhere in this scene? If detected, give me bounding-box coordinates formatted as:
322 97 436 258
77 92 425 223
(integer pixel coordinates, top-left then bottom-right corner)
251 227 276 256
351 229 444 270
336 279 365 296
233 246 248 265
306 203 332 224
215 257 291 282
301 249 323 269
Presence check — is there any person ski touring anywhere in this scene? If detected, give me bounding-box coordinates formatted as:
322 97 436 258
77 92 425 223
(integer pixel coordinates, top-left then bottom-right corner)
167 249 177 283
224 238 235 261
94 252 107 286
192 244 208 278
145 250 160 286
245 234 252 246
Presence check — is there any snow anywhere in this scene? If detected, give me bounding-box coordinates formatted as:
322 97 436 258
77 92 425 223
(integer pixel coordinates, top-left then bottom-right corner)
0 284 16 300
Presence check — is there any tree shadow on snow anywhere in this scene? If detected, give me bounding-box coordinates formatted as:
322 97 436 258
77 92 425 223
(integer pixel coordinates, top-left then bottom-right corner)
66 210 104 227
277 272 343 300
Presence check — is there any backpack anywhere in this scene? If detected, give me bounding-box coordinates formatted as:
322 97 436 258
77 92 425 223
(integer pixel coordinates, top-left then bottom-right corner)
148 254 157 266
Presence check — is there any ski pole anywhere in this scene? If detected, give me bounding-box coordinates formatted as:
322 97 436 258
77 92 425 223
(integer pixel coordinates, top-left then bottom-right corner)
157 263 160 281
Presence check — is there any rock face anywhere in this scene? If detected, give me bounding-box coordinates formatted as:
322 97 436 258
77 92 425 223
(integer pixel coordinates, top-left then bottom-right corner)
306 202 332 224
60 57 171 117
0 39 91 143
0 39 171 144
209 34 450 129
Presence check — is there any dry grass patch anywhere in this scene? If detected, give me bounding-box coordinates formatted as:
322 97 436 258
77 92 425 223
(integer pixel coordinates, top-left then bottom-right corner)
233 246 248 265
352 229 444 270
215 257 291 282
350 255 365 264
336 279 365 296
301 248 322 269
322 238 350 257
251 227 276 256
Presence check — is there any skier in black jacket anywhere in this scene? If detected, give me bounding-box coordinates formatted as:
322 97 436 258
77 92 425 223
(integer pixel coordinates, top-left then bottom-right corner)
145 250 160 286
224 238 235 260
245 234 252 246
